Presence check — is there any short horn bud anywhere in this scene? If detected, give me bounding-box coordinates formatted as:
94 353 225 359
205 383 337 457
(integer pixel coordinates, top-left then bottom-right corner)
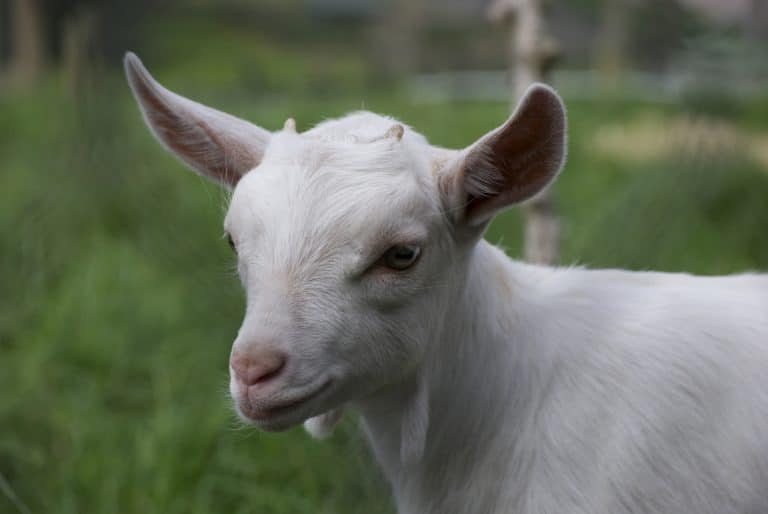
385 123 404 141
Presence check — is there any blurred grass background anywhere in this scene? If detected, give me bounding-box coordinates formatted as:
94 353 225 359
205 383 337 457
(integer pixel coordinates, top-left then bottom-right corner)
1 1 767 513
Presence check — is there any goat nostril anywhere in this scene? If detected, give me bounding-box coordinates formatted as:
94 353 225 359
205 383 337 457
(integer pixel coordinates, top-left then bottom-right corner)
231 350 287 386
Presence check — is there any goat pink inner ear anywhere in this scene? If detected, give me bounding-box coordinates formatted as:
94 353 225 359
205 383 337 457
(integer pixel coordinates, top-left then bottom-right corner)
457 84 566 225
124 52 271 189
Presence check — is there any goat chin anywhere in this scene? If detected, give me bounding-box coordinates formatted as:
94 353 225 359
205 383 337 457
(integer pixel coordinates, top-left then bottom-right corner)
304 408 345 439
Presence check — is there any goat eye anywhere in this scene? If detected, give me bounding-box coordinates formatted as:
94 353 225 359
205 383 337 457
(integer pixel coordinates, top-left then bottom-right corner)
382 245 421 271
226 233 236 253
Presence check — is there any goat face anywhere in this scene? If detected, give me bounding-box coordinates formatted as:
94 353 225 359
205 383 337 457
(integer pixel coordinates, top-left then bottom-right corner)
222 121 454 431
124 52 566 432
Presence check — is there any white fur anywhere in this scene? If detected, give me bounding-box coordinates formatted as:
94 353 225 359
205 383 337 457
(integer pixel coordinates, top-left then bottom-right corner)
125 54 768 514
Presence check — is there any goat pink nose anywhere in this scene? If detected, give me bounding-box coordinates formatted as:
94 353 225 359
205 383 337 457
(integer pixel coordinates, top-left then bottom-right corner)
230 350 287 386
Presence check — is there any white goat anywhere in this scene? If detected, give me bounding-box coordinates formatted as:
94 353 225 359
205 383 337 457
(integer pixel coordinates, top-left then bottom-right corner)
125 52 768 514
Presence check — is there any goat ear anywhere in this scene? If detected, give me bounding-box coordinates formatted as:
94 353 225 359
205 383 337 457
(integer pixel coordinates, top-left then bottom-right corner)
439 84 566 227
124 52 270 189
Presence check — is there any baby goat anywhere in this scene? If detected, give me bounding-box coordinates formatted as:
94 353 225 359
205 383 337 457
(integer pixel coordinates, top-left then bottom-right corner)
125 52 768 514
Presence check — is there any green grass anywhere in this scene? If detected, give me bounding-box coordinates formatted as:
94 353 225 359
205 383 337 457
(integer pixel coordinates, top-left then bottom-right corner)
1 65 767 514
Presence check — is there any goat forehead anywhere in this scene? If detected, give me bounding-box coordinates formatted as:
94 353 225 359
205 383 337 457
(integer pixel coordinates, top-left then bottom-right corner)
230 166 428 234
225 137 438 264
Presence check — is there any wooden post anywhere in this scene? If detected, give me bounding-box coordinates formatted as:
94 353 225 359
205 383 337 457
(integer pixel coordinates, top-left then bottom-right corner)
373 0 425 78
747 0 768 40
8 0 46 85
62 7 97 99
594 0 635 92
489 0 561 265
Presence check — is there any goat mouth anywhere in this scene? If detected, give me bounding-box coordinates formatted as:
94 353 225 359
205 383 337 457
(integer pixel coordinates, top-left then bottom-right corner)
239 380 334 425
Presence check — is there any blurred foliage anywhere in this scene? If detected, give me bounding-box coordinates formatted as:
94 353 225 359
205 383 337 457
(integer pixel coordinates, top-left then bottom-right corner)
1 3 767 514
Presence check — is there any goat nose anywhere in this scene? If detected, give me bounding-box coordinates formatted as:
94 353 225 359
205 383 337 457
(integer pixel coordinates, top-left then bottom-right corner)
230 349 287 386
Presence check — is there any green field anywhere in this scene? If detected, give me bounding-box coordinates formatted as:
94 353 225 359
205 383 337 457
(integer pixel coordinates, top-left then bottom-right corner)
2 36 768 514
